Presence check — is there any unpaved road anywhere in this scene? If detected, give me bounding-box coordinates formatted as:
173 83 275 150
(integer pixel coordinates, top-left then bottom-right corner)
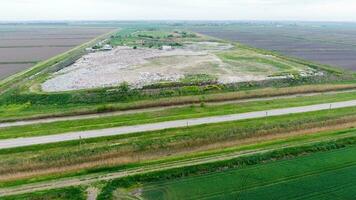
86 187 99 200
1 100 356 150
2 88 356 129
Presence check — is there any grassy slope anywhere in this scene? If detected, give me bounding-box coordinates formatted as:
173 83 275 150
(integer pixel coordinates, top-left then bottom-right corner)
4 90 356 139
2 187 86 200
217 45 310 76
141 145 356 200
2 83 356 122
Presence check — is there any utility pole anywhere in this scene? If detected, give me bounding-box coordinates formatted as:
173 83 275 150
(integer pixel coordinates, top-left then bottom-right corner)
79 136 82 149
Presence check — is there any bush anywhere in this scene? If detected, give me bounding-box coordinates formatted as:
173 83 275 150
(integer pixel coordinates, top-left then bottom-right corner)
159 89 176 97
179 86 201 95
96 105 116 113
204 85 222 92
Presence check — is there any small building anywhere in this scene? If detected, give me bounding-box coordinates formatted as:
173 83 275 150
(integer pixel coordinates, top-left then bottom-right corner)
85 47 95 52
161 45 173 51
102 44 113 51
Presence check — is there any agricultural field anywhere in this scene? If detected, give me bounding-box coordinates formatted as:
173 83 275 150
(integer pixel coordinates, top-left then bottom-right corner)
136 146 356 200
0 23 113 80
191 22 356 71
1 22 356 200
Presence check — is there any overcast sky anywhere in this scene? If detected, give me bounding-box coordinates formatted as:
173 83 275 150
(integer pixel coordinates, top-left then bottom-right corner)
1 0 356 21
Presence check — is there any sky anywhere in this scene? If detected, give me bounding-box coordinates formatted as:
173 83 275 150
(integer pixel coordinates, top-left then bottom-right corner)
1 0 356 21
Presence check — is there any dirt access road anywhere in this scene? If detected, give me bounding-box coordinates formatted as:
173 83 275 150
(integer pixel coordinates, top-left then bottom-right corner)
1 100 356 150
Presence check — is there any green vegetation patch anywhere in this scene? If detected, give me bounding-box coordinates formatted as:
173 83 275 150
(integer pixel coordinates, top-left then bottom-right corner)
217 47 310 76
140 145 356 200
2 187 86 200
180 74 217 84
109 28 198 49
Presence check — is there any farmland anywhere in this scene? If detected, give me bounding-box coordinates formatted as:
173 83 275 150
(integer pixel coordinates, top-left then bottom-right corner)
192 22 356 71
1 21 356 199
139 146 356 200
0 23 113 80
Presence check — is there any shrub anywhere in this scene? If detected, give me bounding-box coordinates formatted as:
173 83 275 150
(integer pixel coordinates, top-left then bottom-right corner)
96 105 116 113
204 85 222 91
159 89 176 97
179 86 201 95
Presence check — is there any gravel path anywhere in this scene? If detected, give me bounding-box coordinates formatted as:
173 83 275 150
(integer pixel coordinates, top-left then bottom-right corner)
1 100 356 150
2 89 356 129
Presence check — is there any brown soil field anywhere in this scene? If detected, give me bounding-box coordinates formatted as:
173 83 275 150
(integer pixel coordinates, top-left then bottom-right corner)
0 25 113 80
0 39 95 47
0 47 72 62
0 63 33 80
192 22 356 71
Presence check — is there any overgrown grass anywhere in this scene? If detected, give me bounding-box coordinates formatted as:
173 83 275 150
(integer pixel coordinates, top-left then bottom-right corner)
2 83 356 121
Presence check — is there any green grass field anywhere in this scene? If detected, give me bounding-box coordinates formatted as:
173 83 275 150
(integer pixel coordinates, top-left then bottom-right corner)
140 145 356 200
